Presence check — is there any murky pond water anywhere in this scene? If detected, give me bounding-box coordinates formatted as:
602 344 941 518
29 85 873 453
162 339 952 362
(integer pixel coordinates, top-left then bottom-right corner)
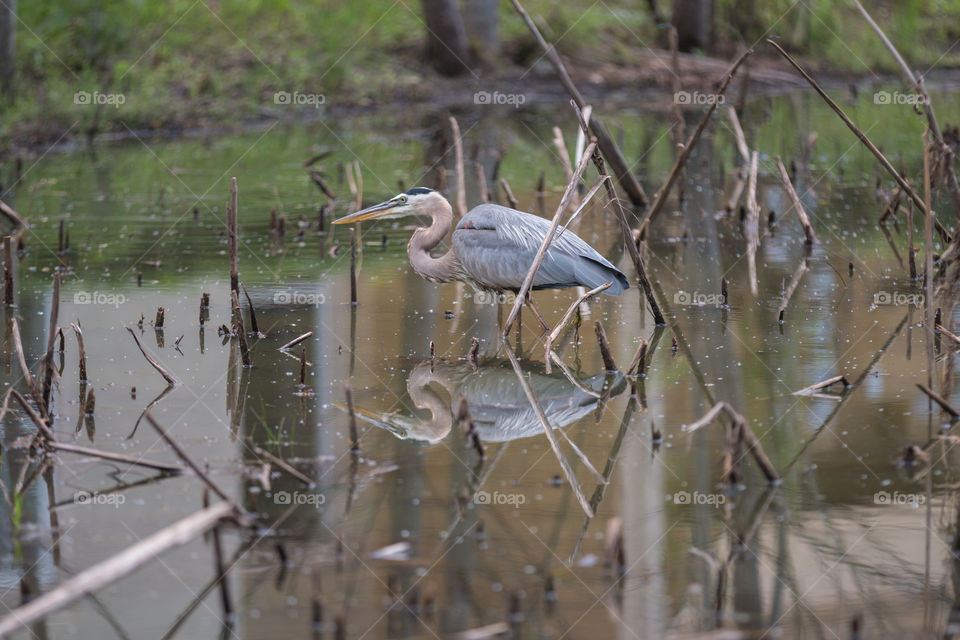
2 84 960 638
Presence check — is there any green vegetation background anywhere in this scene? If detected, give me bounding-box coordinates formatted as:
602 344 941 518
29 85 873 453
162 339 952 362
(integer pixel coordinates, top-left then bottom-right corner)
4 0 960 145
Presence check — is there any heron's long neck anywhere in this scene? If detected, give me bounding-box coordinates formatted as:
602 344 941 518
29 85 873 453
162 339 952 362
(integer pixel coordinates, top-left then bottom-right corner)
407 376 453 442
408 199 461 283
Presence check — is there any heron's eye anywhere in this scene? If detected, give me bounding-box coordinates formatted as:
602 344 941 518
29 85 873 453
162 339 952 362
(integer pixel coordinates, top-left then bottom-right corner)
399 196 408 204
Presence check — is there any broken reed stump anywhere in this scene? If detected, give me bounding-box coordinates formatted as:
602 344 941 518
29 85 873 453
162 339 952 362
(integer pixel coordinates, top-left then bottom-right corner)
879 185 903 225
0 198 27 228
155 307 165 330
917 383 960 420
457 397 485 458
793 375 850 396
308 170 337 201
449 116 468 219
84 388 96 416
499 178 519 209
552 126 579 210
745 150 761 296
278 331 312 351
298 346 308 390
3 236 13 305
775 157 818 245
345 384 360 453
603 517 626 580
228 177 240 298
240 283 260 335
907 201 918 280
594 321 619 373
199 292 210 326
468 337 480 362
11 318 46 417
475 162 489 204
126 327 178 385
41 272 61 410
72 324 87 383
626 339 649 377
349 227 358 305
686 402 779 483
211 525 234 624
777 256 808 324
230 290 251 367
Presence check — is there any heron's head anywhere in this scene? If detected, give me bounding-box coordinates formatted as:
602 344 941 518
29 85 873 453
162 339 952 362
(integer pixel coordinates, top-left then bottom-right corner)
332 187 440 224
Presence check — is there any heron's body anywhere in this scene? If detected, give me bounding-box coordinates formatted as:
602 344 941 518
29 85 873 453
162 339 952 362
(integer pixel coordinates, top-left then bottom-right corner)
345 358 626 444
334 188 629 299
450 204 628 294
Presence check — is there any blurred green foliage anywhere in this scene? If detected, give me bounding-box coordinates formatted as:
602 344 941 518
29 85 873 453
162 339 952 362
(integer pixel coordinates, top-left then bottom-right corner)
3 0 960 146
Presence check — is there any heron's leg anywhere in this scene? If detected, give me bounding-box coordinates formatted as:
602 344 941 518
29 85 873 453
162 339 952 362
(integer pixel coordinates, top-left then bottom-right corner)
525 292 551 332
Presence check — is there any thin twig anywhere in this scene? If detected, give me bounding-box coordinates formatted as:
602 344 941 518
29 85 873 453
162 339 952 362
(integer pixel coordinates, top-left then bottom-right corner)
767 39 952 243
917 383 960 419
144 413 240 510
510 0 648 207
503 343 594 517
126 327 178 385
0 502 234 637
636 49 753 237
544 282 611 355
278 331 313 351
775 157 818 245
502 140 598 336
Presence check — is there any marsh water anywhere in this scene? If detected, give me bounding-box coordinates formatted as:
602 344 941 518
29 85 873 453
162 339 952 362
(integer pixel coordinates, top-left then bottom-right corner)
2 83 960 639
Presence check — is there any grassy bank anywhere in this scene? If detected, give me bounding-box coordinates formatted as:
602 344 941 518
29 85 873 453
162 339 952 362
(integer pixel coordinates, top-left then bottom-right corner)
2 0 960 152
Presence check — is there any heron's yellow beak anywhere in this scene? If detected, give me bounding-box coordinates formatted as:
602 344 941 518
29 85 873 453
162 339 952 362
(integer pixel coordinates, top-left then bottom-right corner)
332 198 402 224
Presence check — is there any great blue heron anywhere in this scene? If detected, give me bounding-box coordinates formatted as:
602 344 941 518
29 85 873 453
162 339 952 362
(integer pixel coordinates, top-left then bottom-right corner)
332 188 628 326
338 358 626 444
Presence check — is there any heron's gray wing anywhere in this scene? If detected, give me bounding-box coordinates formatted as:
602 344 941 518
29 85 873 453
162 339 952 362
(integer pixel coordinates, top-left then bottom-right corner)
452 204 628 294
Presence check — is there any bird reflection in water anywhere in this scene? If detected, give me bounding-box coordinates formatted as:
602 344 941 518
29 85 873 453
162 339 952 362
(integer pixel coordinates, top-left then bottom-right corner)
344 358 626 444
